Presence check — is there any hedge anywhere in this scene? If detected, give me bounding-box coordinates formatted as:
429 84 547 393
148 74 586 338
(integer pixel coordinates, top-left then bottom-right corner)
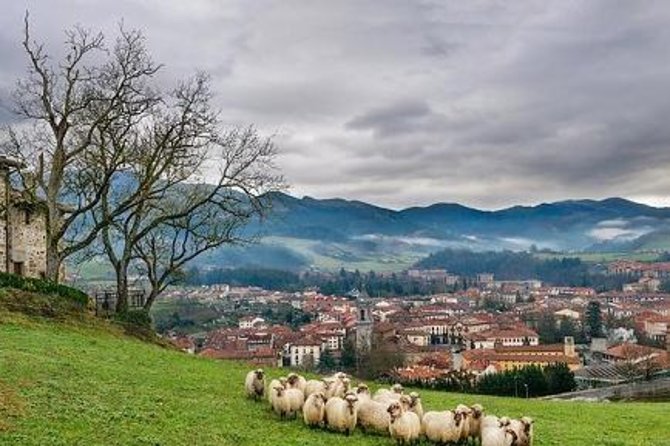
0 272 89 306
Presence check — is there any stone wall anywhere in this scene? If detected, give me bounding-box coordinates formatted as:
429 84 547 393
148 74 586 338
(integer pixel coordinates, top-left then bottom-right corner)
9 205 47 278
0 170 8 272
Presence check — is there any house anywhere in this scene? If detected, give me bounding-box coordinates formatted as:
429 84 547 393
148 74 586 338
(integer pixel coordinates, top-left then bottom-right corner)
461 337 581 372
466 326 540 349
238 316 266 329
284 337 324 368
0 157 48 278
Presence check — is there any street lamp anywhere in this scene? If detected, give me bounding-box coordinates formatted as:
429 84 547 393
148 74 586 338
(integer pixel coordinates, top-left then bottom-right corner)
523 383 529 399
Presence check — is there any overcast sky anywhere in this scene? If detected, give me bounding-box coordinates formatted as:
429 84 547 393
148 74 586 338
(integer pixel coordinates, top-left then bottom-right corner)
1 1 670 210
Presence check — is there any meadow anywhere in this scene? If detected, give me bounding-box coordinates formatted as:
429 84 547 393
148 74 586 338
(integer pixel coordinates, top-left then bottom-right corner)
1 302 670 445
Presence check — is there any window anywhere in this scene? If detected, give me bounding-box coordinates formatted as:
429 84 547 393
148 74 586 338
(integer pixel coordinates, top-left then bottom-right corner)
24 210 31 225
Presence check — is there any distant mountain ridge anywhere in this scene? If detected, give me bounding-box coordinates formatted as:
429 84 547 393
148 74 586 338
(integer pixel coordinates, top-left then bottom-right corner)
194 193 670 272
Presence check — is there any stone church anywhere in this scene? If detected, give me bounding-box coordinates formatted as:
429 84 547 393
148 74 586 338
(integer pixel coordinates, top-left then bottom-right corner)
0 156 48 278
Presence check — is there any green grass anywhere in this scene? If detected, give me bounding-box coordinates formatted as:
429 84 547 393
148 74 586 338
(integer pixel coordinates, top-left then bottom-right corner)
534 251 661 263
264 236 424 272
1 302 670 445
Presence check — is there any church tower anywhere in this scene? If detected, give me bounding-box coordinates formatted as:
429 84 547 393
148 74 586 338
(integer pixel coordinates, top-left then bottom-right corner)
355 290 374 354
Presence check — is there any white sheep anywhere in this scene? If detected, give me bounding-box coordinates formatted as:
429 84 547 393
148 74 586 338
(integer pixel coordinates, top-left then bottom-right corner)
287 372 307 393
466 404 485 442
270 386 291 419
387 400 421 445
357 398 391 435
286 387 305 417
481 416 518 446
304 379 329 398
373 383 404 403
330 377 351 399
267 378 286 403
508 417 534 446
456 404 474 443
355 383 371 401
244 369 265 400
325 393 359 435
303 391 328 428
407 392 424 419
422 410 465 444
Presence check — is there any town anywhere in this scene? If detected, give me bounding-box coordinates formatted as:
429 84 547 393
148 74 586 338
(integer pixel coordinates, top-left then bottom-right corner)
163 261 670 395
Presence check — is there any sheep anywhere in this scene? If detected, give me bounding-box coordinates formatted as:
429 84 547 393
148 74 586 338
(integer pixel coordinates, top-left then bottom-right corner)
357 398 391 435
303 391 328 428
304 379 329 398
330 377 352 399
373 383 404 403
270 386 291 419
387 401 421 445
286 387 305 417
324 373 347 398
480 416 518 446
407 392 424 419
466 404 485 443
267 378 286 403
244 369 265 400
456 404 474 443
287 372 307 393
422 409 464 444
325 393 359 435
508 417 534 446
355 383 371 401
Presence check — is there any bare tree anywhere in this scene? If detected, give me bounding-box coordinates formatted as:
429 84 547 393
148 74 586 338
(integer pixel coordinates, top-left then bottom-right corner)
92 73 282 312
2 14 159 281
134 129 280 311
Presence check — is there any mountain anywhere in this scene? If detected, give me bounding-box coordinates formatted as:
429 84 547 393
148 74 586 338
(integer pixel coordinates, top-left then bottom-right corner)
196 194 670 272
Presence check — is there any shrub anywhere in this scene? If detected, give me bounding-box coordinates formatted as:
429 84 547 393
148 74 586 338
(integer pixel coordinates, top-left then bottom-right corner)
114 309 156 342
114 309 152 329
0 272 88 307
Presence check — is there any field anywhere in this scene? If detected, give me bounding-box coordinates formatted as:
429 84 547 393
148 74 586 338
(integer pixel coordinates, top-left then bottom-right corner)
534 251 661 263
1 298 670 445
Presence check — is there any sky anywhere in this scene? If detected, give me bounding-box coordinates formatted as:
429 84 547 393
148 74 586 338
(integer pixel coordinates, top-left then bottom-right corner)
1 0 670 210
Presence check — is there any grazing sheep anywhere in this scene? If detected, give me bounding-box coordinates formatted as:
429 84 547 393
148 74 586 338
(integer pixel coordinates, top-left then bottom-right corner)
407 392 424 419
305 379 329 398
508 417 534 446
244 369 265 400
325 393 359 435
481 416 517 446
422 410 464 444
355 383 371 401
267 378 286 403
330 377 352 399
324 373 347 398
373 383 404 403
286 387 305 417
287 372 307 393
270 386 292 419
387 401 421 445
456 404 474 443
357 398 391 435
466 404 485 443
303 391 328 427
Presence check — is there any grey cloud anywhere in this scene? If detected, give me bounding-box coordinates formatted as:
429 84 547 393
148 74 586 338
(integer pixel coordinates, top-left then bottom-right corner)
2 1 670 209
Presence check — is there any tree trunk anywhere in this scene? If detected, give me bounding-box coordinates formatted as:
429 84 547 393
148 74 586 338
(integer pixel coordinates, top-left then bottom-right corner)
115 263 129 313
143 289 159 312
45 238 60 283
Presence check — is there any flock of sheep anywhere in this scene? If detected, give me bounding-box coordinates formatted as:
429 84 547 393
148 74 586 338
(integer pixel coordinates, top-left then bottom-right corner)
245 369 534 445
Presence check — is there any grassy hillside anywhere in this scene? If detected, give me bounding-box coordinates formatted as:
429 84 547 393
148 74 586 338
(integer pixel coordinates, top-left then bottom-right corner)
1 295 670 445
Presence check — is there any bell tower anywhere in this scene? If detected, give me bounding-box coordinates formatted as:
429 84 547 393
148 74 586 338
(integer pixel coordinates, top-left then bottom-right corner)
355 290 373 354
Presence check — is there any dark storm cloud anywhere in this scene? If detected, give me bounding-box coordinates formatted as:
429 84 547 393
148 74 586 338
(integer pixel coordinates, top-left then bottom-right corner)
2 0 670 209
